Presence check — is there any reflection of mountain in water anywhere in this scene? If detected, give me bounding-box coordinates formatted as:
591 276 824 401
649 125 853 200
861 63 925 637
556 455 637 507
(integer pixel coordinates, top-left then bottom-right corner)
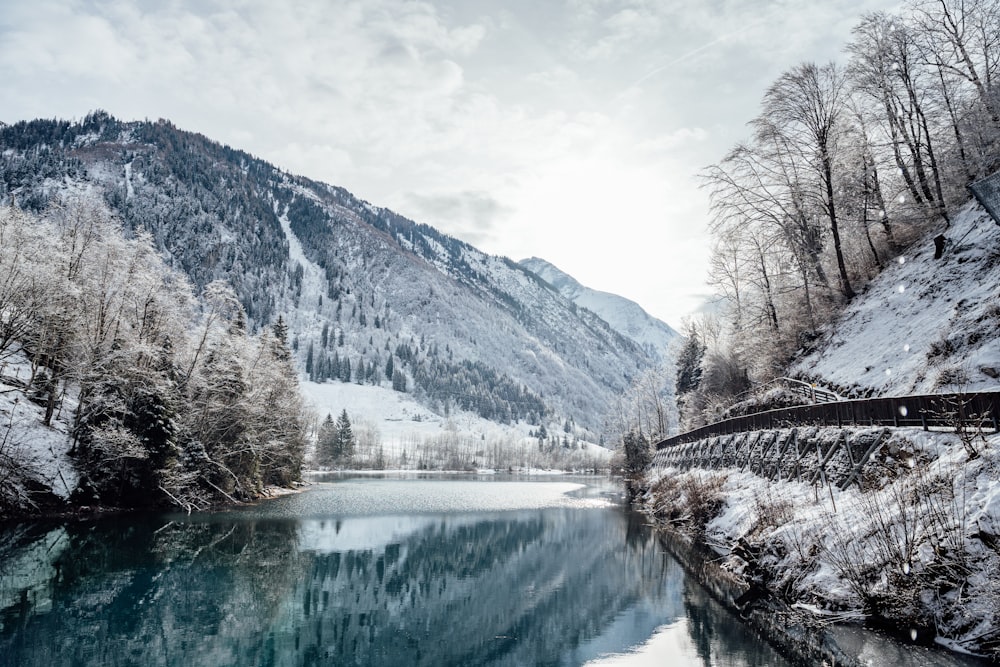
0 507 682 667
272 508 679 666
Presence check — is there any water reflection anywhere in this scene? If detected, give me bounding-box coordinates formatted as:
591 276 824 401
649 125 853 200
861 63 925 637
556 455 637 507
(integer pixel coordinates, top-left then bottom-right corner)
0 478 787 667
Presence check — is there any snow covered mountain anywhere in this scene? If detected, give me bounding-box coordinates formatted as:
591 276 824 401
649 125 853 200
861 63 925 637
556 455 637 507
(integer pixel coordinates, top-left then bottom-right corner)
519 257 679 360
0 113 655 434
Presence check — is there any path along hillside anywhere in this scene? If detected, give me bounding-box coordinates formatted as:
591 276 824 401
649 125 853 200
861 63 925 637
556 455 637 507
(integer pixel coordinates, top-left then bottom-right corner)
639 202 1000 660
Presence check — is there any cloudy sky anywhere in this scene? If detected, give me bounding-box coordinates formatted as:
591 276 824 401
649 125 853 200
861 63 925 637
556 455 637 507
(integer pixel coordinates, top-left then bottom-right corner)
0 0 899 326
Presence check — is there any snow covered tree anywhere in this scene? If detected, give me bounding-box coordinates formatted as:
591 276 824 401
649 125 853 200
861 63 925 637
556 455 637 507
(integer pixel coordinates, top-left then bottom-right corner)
334 409 355 463
620 430 652 502
392 368 407 392
317 413 338 466
759 62 855 300
675 329 706 396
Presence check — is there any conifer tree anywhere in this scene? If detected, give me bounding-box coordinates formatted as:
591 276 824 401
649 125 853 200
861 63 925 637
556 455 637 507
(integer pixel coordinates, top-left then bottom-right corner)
317 413 337 465
676 332 706 395
335 409 355 462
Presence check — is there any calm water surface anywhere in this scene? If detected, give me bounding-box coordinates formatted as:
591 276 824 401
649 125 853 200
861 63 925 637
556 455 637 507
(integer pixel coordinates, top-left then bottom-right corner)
0 474 965 666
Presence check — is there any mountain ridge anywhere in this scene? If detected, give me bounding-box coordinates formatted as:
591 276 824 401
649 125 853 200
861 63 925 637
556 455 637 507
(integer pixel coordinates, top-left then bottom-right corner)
0 112 656 435
519 256 679 361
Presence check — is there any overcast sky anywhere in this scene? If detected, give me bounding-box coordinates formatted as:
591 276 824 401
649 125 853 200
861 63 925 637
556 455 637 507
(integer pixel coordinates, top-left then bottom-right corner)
0 0 900 326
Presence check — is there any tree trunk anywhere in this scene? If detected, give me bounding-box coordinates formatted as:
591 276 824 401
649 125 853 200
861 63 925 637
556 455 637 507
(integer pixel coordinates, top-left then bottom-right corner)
822 150 855 299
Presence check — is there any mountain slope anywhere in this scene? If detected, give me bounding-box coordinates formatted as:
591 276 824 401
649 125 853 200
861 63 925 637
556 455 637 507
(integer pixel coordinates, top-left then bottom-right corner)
519 257 679 360
790 202 1000 396
0 113 654 433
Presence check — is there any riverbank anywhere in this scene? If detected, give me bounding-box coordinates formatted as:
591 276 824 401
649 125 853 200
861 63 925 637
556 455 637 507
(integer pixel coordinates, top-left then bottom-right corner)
637 427 1000 662
648 521 865 666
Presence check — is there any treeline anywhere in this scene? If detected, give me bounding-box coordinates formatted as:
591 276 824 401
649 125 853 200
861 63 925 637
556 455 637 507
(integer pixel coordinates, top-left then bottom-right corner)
412 357 548 424
305 327 549 425
684 0 1000 427
0 202 307 513
0 111 292 325
281 188 554 426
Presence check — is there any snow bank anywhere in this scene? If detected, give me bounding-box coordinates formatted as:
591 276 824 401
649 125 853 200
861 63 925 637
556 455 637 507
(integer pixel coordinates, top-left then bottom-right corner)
792 203 1000 396
1 352 79 507
642 429 1000 659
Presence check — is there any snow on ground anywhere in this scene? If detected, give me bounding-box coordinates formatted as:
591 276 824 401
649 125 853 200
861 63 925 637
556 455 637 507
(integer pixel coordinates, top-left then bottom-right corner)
276 207 329 337
301 379 525 457
0 351 78 501
644 429 1000 658
300 379 612 468
792 203 1000 396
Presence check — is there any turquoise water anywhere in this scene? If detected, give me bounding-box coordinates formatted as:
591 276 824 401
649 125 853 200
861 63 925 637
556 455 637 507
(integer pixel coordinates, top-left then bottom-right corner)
2 475 790 666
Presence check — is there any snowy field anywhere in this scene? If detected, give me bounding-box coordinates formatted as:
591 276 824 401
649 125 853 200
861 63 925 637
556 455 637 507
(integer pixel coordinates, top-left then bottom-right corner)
300 380 612 471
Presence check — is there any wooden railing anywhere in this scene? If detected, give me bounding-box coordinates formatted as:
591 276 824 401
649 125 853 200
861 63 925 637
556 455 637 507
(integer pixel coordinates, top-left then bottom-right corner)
656 391 1000 450
734 376 843 406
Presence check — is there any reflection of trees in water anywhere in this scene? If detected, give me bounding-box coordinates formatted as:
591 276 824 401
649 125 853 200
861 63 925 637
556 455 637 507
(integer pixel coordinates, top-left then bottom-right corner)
277 507 678 666
270 510 692 665
0 506 753 667
681 573 788 667
0 517 306 667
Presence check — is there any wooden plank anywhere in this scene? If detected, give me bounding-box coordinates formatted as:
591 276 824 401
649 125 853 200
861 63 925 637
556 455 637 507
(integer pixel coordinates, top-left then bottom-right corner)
839 429 890 491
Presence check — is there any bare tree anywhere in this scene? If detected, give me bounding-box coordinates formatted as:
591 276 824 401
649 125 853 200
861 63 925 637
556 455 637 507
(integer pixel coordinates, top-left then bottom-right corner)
848 13 954 228
910 0 1000 123
759 62 856 299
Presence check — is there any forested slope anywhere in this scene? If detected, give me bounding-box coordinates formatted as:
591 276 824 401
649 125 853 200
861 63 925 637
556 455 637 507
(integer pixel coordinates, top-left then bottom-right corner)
678 0 1000 427
0 205 306 515
0 113 655 435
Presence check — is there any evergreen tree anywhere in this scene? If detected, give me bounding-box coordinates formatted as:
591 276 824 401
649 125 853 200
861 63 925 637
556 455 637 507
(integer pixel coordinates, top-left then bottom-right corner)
676 332 706 395
317 413 337 465
335 409 355 462
272 316 291 362
392 368 406 392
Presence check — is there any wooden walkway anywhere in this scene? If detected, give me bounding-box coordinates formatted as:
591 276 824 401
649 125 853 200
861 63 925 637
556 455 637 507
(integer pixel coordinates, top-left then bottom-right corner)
656 391 1000 449
651 391 1000 489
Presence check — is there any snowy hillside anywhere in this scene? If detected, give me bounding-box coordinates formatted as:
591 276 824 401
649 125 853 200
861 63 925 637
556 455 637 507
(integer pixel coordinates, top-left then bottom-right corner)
301 380 612 471
0 352 78 507
0 113 657 434
791 202 1000 396
519 257 679 360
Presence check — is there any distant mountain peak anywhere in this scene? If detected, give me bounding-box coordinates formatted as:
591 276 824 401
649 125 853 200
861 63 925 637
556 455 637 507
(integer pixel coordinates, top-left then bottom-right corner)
519 257 678 360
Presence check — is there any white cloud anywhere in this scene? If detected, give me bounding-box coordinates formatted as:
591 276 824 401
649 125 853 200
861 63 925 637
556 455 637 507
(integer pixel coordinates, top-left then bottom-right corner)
0 0 901 326
636 127 709 155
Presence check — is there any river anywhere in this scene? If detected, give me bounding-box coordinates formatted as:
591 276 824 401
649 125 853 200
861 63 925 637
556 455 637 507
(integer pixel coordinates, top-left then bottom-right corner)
0 474 981 666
